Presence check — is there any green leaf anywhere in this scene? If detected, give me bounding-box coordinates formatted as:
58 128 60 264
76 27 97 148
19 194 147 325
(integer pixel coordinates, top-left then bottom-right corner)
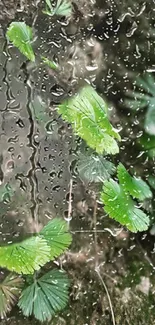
0 183 14 203
18 269 70 322
30 95 49 125
43 0 72 17
145 99 155 135
139 133 155 150
0 237 50 274
0 273 23 318
58 86 121 154
138 133 155 158
53 0 72 16
117 163 152 201
77 153 116 183
6 22 35 62
148 175 155 190
125 73 155 135
45 0 53 11
101 179 150 232
40 218 72 260
41 56 58 70
136 74 155 96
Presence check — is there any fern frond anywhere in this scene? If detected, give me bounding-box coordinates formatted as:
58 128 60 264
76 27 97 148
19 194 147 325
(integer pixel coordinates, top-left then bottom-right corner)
18 269 70 322
58 86 121 154
6 22 35 62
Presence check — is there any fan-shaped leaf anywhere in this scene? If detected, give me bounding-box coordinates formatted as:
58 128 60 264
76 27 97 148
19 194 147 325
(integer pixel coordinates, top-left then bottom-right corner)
139 133 155 158
40 218 72 260
117 163 152 200
145 99 155 135
0 237 50 274
125 73 155 135
6 22 35 62
101 179 150 232
43 0 72 17
0 273 23 318
18 269 70 322
58 86 121 154
148 175 155 190
77 154 115 183
53 0 72 16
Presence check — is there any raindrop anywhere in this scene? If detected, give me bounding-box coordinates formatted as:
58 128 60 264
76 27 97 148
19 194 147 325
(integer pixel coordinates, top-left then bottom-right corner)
52 185 61 192
50 171 57 178
46 119 57 134
6 160 14 171
50 84 65 97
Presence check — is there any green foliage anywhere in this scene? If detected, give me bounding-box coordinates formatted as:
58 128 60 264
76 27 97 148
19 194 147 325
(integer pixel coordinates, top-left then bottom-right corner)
148 175 155 190
58 86 121 154
6 22 35 62
40 218 72 259
43 0 72 17
139 133 155 158
0 237 50 274
117 163 152 200
0 219 72 275
30 95 49 125
0 273 23 318
101 179 150 232
0 219 71 320
18 269 70 322
77 153 116 183
100 164 151 232
0 183 14 203
125 73 155 135
41 56 58 70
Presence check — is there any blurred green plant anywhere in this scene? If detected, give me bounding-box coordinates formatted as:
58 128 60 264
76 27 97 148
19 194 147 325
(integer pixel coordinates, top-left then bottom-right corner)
4 17 154 324
0 183 14 203
139 132 155 158
125 73 155 135
6 22 35 62
0 274 23 318
18 269 70 322
77 153 116 183
59 86 121 154
43 0 72 17
100 163 152 232
41 56 58 70
0 218 72 321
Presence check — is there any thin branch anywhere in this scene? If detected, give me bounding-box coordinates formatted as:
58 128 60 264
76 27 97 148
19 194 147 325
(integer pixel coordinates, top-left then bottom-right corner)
65 179 73 229
68 179 73 220
71 228 123 235
95 267 116 325
92 194 116 325
93 194 98 268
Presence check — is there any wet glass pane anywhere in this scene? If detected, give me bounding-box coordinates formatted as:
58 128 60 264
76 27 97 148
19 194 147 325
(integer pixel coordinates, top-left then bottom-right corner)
0 1 155 324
